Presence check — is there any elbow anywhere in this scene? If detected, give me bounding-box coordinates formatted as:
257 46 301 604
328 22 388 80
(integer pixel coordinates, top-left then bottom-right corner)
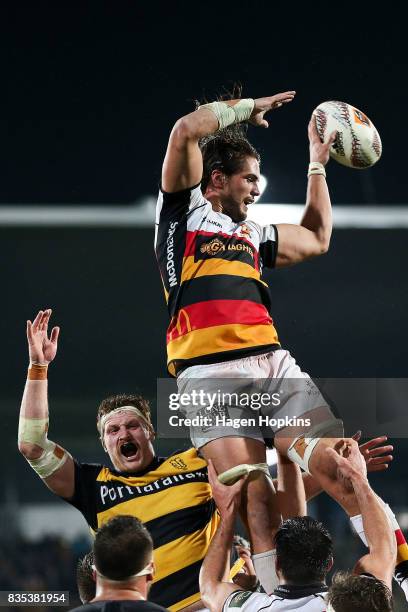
316 235 330 256
171 116 196 143
18 441 43 460
199 570 212 609
319 240 330 255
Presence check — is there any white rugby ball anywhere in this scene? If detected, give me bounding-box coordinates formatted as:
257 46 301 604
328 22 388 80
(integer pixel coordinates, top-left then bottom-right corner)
314 100 382 169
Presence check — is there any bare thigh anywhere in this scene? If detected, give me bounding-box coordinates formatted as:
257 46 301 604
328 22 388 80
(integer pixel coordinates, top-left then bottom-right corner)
199 436 267 470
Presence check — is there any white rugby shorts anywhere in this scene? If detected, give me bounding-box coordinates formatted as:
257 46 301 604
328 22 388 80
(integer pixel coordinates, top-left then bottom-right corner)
177 349 332 449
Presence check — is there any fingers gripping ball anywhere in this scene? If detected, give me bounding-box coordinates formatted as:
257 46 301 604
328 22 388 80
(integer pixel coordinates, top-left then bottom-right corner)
314 101 382 168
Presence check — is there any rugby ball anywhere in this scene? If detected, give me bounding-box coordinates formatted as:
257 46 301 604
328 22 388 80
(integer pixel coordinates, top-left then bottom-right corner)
314 100 382 169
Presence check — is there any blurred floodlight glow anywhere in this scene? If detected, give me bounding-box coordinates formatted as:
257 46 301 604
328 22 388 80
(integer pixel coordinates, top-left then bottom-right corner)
248 204 303 225
254 174 268 202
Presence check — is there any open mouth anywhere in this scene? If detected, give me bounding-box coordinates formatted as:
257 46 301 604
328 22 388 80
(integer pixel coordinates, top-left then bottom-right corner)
120 441 139 460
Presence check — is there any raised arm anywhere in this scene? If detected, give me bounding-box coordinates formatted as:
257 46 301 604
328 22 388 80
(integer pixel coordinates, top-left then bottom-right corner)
275 116 337 267
162 92 296 193
200 460 248 612
18 309 75 499
327 441 396 589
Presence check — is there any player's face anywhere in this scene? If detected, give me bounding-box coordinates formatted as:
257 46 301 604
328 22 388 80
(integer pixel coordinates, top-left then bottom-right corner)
220 157 261 222
103 411 155 472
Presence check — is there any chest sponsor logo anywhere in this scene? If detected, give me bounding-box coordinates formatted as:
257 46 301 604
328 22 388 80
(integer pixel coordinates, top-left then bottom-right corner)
196 234 255 267
200 237 225 256
98 469 208 507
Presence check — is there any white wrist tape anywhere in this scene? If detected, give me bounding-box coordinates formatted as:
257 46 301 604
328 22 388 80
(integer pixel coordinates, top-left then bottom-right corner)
199 99 255 130
18 415 70 479
308 162 326 178
350 513 368 546
287 418 344 474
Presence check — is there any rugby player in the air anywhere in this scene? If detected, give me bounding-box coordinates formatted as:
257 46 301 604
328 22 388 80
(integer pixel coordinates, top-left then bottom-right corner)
155 90 408 596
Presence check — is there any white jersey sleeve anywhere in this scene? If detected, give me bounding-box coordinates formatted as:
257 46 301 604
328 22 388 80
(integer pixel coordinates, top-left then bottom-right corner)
245 220 278 269
223 589 328 611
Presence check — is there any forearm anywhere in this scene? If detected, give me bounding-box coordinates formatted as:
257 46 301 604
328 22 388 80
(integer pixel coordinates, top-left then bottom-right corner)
302 472 323 501
200 512 234 599
300 175 332 250
352 474 396 558
174 98 255 142
276 455 306 518
18 365 49 458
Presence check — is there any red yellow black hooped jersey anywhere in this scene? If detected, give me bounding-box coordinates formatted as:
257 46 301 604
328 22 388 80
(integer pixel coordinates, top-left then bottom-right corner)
155 185 280 376
65 448 218 612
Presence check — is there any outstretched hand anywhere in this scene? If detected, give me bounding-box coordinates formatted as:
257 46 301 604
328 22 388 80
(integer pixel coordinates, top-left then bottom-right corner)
326 439 368 483
353 431 394 473
27 309 60 365
207 459 247 518
250 91 296 128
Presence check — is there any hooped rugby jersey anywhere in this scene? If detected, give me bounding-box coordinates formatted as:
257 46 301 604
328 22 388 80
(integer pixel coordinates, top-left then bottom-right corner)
155 185 280 376
223 584 328 611
65 448 219 612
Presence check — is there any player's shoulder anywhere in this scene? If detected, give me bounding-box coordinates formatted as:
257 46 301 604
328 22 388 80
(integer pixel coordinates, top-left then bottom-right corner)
223 588 328 611
74 460 106 479
163 447 208 473
156 183 210 220
223 590 271 611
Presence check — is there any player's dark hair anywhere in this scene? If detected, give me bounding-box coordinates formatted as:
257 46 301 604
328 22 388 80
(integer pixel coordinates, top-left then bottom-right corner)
274 516 333 583
94 515 153 581
328 571 393 611
76 551 96 604
197 83 260 193
97 393 152 431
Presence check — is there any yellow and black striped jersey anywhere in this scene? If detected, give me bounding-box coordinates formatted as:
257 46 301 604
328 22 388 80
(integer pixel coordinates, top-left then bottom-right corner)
66 448 218 611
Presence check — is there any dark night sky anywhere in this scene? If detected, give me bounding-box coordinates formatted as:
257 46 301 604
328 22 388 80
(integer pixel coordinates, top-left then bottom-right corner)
0 2 407 204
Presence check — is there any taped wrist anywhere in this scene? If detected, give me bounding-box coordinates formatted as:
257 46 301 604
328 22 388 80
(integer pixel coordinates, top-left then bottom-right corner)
18 415 69 479
199 99 255 130
308 162 326 178
28 363 48 380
